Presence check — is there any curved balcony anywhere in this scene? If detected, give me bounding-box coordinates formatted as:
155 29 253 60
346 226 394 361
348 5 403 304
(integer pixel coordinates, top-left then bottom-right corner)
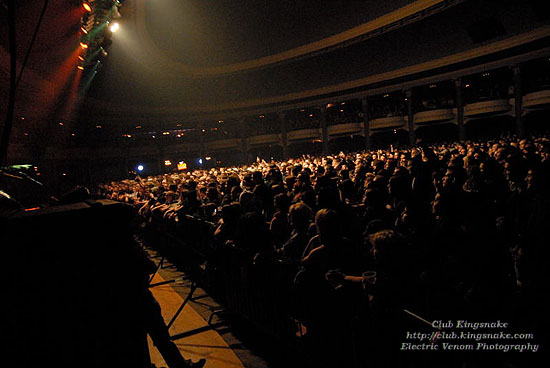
369 116 406 131
247 133 281 147
287 128 322 141
523 89 550 110
327 122 363 137
206 138 241 151
464 99 511 118
413 108 454 125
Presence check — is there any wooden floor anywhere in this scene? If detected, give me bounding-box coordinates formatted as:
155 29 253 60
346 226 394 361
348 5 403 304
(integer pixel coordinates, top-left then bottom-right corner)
148 273 244 368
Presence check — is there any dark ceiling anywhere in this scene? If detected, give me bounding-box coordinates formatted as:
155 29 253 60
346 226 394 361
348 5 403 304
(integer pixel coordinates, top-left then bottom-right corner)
1 0 549 132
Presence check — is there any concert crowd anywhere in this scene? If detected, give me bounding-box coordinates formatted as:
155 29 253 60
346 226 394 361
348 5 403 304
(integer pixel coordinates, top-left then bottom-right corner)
96 134 550 367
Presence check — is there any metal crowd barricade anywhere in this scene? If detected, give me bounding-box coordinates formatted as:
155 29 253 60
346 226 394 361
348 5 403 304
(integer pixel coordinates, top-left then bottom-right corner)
143 212 301 345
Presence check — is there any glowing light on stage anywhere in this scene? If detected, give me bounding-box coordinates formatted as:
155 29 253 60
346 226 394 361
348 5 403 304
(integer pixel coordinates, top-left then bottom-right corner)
83 3 92 12
77 66 84 70
80 42 88 49
177 161 187 171
137 165 144 172
109 22 120 33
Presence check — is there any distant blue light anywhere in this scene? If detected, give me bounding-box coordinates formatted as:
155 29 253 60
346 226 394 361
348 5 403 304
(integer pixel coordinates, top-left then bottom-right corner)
137 164 144 171
198 158 203 165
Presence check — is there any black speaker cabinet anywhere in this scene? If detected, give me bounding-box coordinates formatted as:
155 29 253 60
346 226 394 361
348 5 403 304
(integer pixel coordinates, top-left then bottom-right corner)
1 200 150 367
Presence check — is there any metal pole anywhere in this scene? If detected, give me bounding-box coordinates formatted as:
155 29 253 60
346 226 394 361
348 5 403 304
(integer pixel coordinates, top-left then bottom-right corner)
455 78 466 141
406 89 416 146
0 0 17 166
360 97 371 150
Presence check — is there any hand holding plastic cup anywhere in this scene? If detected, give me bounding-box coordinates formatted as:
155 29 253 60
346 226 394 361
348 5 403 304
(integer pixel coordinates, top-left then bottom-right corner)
362 271 377 290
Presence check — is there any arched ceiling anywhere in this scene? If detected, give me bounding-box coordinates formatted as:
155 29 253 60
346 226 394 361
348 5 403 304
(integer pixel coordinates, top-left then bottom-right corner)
2 0 550 131
134 0 432 75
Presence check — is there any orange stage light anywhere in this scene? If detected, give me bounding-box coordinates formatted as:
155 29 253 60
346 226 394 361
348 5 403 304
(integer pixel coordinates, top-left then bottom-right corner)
80 42 88 49
83 3 92 12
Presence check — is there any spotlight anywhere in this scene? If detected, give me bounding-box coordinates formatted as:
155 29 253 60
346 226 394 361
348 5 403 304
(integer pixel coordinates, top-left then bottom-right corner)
109 22 119 33
83 3 92 12
80 42 88 49
137 164 144 172
77 66 84 70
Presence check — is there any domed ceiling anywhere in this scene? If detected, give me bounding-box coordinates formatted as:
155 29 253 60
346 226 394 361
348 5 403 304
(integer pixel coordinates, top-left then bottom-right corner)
2 0 550 131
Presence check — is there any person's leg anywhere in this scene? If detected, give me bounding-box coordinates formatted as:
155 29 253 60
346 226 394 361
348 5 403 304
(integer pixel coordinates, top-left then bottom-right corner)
144 292 205 368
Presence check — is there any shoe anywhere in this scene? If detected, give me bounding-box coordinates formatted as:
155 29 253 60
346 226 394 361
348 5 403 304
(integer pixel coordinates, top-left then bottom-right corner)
185 358 206 368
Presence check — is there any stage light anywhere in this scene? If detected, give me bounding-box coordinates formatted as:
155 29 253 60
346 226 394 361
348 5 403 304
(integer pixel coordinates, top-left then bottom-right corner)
137 164 144 172
198 158 203 165
83 3 92 12
109 22 119 33
80 26 88 34
77 66 84 70
78 56 84 61
80 42 88 49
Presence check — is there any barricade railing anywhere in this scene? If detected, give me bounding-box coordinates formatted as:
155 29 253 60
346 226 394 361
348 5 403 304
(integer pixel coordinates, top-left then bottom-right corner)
139 211 301 344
